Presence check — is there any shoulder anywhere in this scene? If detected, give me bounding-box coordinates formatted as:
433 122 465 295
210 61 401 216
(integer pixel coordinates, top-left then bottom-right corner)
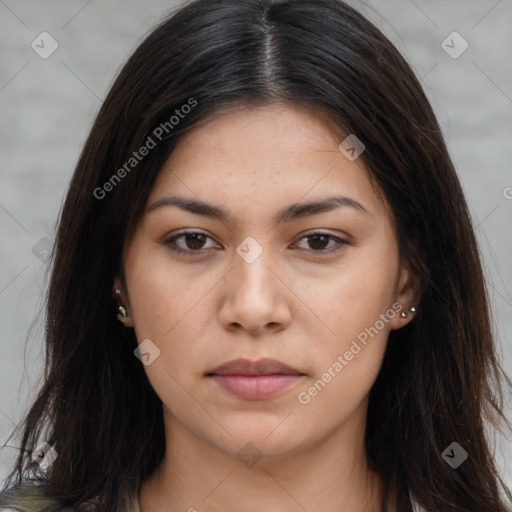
0 482 67 512
1 480 140 512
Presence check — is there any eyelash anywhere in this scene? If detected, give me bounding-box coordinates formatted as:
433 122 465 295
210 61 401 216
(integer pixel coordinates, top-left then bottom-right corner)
163 230 350 256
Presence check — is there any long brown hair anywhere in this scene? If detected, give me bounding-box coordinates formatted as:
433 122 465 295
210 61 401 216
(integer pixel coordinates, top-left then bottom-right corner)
1 0 511 510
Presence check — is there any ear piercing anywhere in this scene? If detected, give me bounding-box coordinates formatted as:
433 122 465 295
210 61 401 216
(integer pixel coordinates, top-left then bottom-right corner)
115 289 129 319
401 306 416 318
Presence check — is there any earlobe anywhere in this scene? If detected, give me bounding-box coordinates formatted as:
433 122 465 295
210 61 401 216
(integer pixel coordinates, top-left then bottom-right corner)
389 304 418 330
389 266 420 330
112 277 134 327
400 306 416 318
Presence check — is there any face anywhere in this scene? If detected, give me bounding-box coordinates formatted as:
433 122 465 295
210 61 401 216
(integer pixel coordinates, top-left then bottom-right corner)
114 104 416 463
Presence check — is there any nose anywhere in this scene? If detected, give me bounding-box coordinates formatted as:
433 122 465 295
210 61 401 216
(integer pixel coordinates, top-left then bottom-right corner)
218 245 292 335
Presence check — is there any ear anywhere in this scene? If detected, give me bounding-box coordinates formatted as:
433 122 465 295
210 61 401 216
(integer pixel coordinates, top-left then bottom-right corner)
389 264 420 330
113 276 134 327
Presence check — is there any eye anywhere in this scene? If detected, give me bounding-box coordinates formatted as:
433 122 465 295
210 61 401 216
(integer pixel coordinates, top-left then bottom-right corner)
164 230 349 256
164 231 220 255
292 231 350 253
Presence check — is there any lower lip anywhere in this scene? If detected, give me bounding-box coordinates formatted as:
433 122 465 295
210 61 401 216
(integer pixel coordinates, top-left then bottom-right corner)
209 374 303 400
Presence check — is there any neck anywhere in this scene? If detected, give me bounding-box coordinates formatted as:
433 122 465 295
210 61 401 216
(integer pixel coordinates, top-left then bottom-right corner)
139 407 391 512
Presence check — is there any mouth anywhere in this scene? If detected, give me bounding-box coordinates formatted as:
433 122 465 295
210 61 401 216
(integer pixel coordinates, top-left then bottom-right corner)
206 358 306 400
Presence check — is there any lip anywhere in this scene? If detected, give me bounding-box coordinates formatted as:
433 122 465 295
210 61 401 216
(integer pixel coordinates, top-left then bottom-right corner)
207 357 303 376
206 358 305 400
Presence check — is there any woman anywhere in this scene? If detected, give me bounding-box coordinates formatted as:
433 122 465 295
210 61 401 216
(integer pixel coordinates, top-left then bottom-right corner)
1 0 511 510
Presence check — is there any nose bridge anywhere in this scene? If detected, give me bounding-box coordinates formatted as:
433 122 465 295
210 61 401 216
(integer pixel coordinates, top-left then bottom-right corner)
233 235 277 297
219 234 290 332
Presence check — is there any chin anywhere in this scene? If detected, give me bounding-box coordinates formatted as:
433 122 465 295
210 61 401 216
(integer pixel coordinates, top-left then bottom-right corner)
214 424 309 462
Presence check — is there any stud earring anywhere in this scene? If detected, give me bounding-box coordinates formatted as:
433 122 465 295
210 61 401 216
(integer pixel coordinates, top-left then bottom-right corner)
401 306 417 318
115 289 129 320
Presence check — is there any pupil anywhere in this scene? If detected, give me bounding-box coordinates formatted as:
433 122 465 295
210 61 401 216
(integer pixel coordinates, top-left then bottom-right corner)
310 235 328 250
187 233 206 249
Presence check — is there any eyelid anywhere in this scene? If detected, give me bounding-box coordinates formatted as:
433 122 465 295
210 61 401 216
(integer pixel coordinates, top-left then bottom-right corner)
292 230 350 254
163 229 350 255
162 229 220 255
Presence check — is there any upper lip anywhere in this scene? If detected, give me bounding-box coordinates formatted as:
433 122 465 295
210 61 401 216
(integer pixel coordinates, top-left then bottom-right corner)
207 358 304 376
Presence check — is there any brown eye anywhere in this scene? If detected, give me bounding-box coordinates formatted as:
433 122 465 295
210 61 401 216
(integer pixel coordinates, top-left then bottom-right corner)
164 231 219 254
164 230 349 256
293 232 349 253
181 232 208 250
306 234 332 251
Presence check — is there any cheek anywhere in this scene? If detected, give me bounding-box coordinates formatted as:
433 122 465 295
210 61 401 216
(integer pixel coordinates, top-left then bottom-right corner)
295 281 393 425
125 245 204 338
123 251 211 411
124 245 227 384
294 248 398 401
302 247 399 340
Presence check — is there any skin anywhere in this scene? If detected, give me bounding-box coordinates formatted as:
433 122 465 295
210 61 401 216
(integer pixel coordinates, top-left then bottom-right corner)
114 104 418 512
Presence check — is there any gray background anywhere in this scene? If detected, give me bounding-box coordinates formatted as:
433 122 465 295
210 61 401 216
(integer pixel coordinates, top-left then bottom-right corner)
1 0 511 493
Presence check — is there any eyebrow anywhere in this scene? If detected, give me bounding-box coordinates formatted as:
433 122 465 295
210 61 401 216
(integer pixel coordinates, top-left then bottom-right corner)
146 194 370 224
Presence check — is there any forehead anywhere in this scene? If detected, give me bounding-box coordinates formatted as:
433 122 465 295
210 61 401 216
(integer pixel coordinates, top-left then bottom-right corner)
147 105 387 219
168 104 345 161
